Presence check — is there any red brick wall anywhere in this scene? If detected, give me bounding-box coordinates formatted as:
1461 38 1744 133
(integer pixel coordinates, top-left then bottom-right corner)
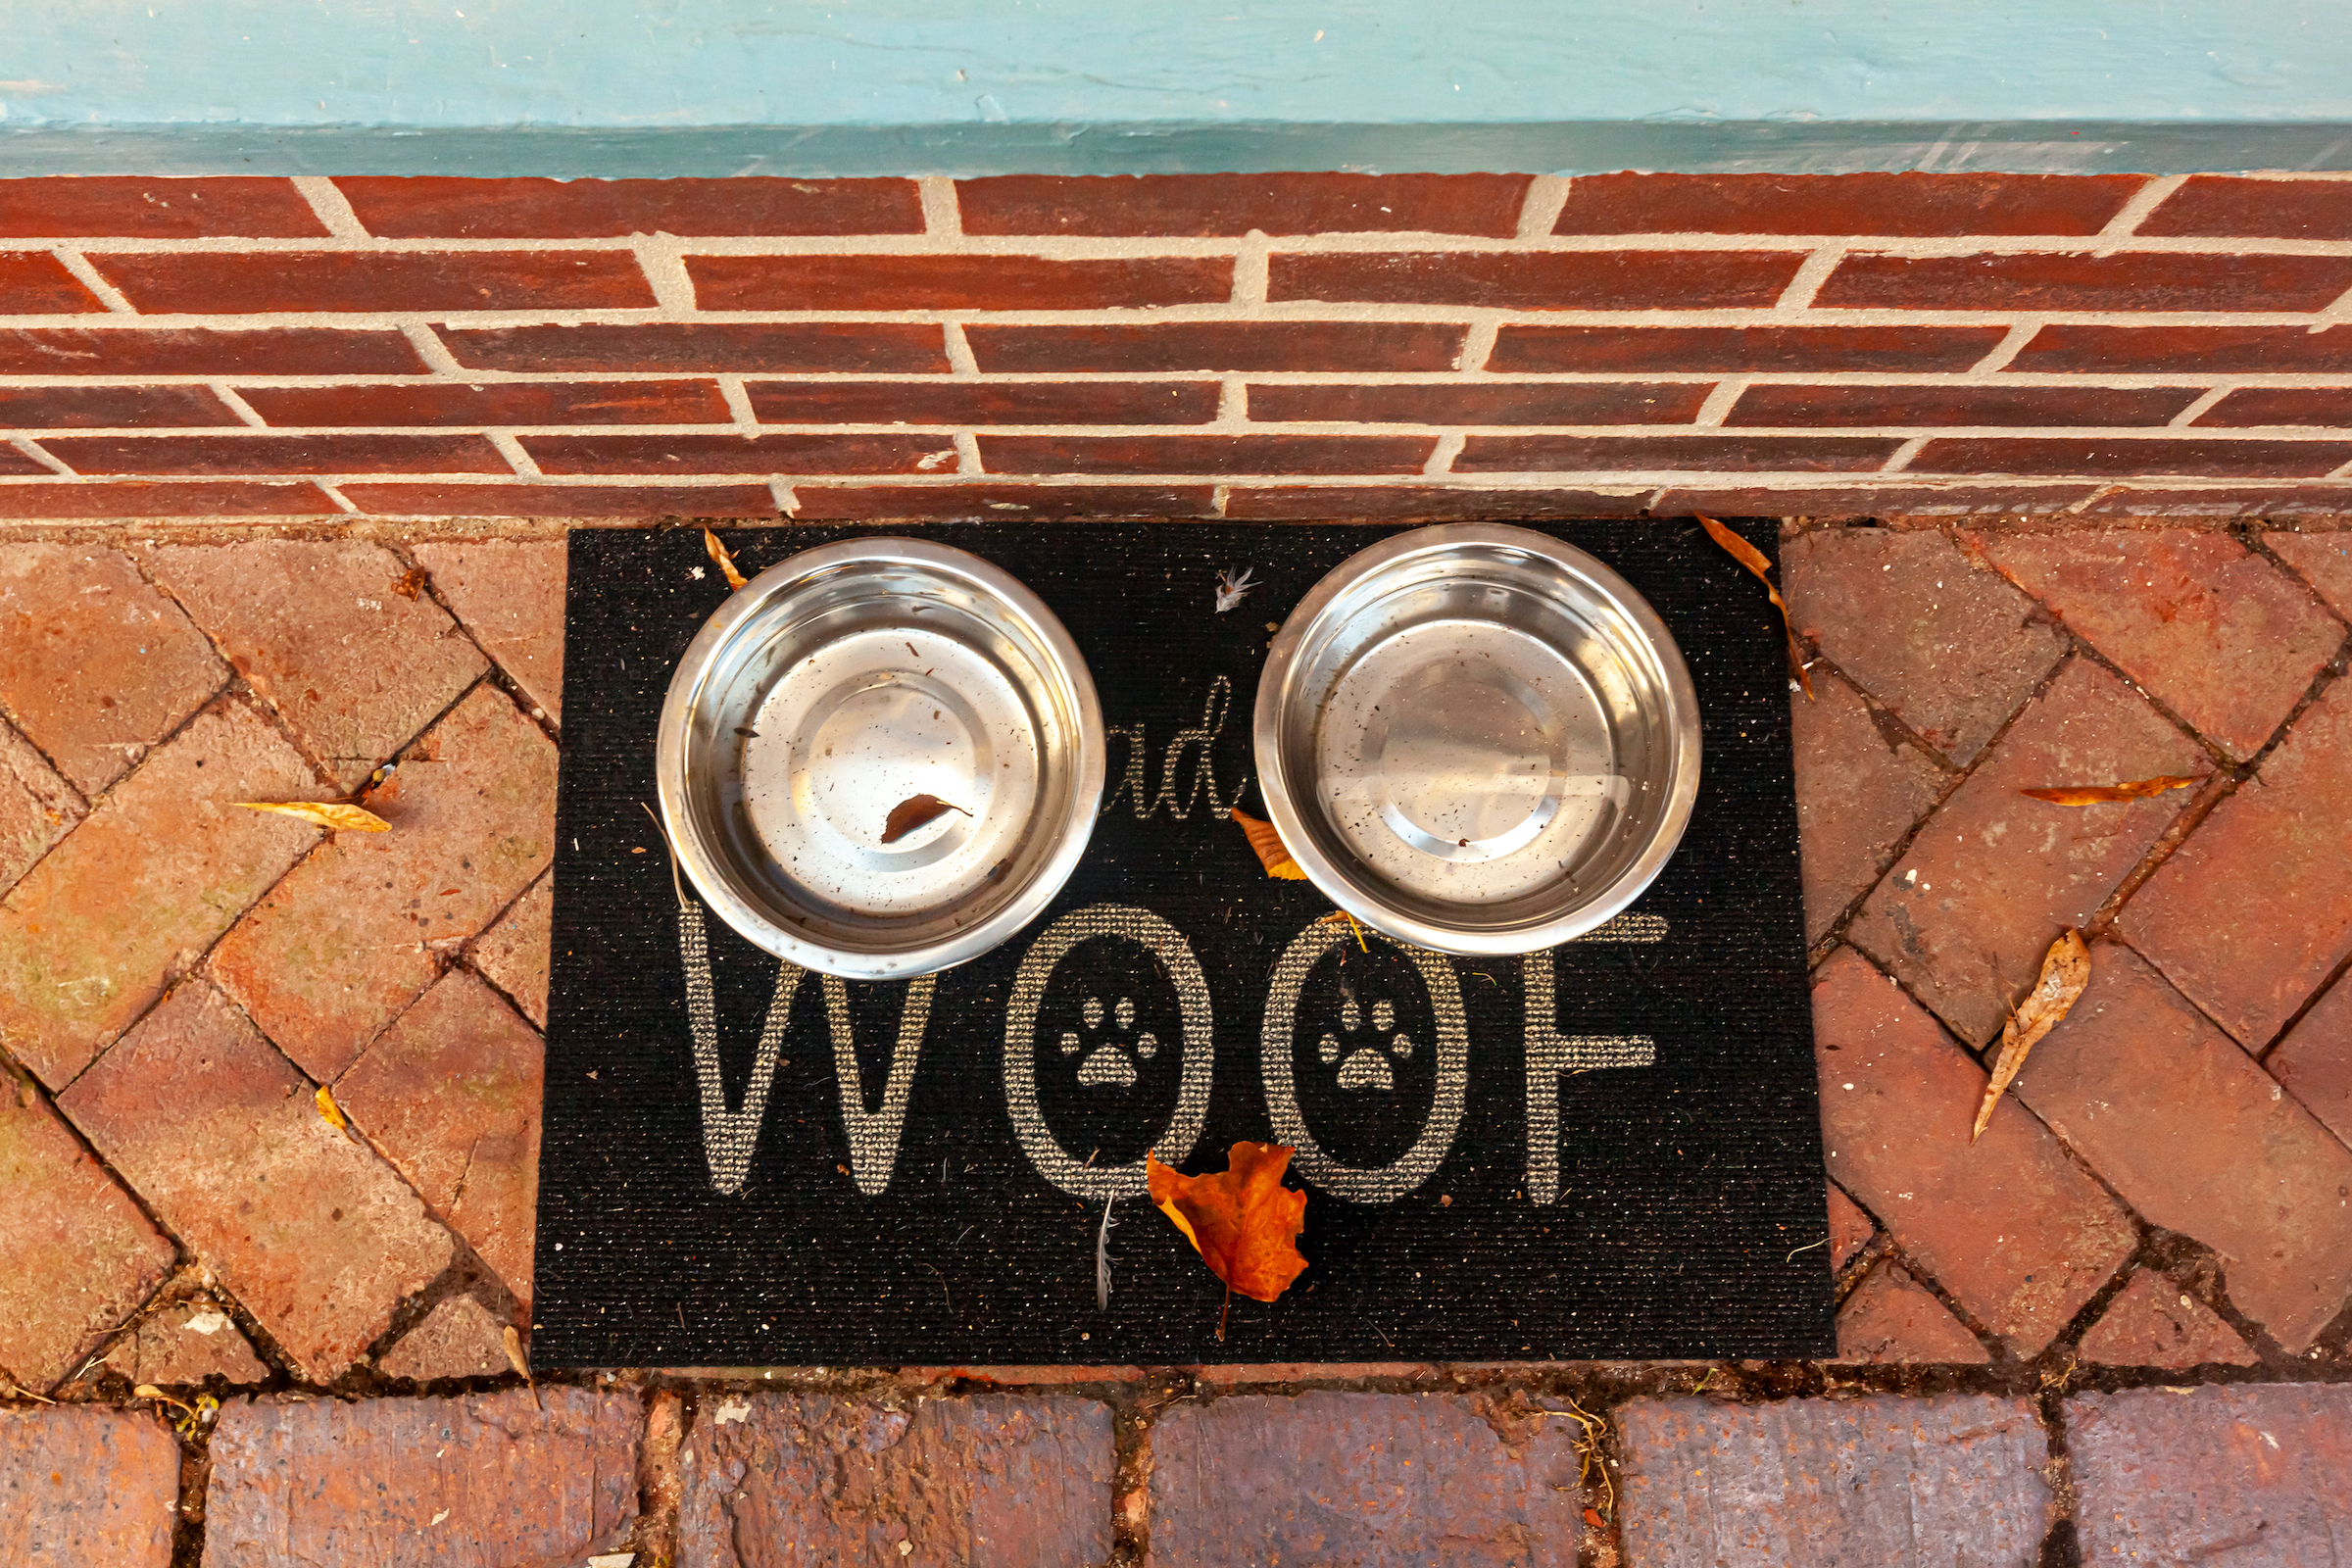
1 171 2348 521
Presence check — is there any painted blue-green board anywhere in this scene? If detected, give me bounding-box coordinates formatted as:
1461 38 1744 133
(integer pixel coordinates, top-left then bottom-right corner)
4 1 2349 175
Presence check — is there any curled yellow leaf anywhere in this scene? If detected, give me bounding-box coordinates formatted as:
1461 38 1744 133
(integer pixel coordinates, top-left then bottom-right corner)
237 802 390 833
2021 775 2202 805
1973 929 2091 1143
1697 514 1813 700
704 528 749 590
315 1084 348 1131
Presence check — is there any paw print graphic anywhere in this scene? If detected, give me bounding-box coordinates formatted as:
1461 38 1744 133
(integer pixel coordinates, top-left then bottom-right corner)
1060 995 1159 1089
1318 990 1414 1091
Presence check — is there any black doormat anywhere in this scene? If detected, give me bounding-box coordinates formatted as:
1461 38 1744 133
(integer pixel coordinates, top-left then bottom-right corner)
533 520 1833 1367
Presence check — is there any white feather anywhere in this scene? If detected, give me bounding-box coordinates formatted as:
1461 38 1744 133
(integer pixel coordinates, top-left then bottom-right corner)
1095 1195 1117 1309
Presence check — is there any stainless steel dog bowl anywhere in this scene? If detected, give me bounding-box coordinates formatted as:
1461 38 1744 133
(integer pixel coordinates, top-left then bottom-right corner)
1253 524 1699 956
657 538 1103 979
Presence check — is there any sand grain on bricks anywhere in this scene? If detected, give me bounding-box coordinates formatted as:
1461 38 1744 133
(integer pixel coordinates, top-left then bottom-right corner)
0 1089 173 1393
1616 1395 2054 1567
0 702 319 1087
1149 1394 1583 1567
0 1406 182 1568
1810 948 2135 1354
203 1389 642 1568
2066 1386 2352 1563
58 979 455 1384
678 1394 1113 1568
208 683 558 1083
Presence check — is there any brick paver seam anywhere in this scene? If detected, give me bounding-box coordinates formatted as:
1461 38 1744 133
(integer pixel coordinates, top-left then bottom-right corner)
130 529 563 981
8 967 520 1383
0 543 257 898
13 662 475 1099
1799 778 2351 1312
11 512 2352 1568
465 865 555 1026
2188 521 2352 1060
375 531 567 740
1781 520 2352 1371
1796 522 2352 1066
13 1334 2352 1563
0 552 557 1388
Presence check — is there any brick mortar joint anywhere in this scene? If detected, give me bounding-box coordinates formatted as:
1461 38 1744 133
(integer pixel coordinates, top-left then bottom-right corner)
8 372 2352 396
21 232 2352 258
9 305 2352 331
20 421 2345 440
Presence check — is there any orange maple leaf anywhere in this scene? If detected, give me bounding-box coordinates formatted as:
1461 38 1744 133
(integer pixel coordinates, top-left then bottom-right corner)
1148 1142 1309 1337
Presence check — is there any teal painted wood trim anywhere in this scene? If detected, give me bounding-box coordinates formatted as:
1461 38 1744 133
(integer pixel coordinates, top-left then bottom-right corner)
7 1 2348 177
7 121 2352 178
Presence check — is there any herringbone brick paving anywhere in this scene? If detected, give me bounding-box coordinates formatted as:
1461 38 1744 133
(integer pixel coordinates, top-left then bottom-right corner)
1 514 2349 1565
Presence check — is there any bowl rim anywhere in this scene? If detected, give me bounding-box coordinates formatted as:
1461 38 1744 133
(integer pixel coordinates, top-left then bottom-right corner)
1251 521 1701 956
655 535 1105 979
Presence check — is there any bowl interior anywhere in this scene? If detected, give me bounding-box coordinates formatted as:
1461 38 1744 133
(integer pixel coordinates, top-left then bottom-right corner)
1270 538 1694 949
670 556 1092 972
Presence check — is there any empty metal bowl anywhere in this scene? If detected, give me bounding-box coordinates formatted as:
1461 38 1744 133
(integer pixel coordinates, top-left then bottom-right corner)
657 537 1104 979
1253 523 1699 956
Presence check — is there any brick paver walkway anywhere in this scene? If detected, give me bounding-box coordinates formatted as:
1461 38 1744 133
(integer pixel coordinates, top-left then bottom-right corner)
2 514 2350 1565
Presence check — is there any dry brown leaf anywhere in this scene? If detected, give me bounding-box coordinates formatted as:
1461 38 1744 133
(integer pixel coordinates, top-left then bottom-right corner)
1148 1142 1309 1338
1696 514 1813 700
881 794 971 843
1973 928 2090 1142
2021 775 2202 805
237 801 391 833
1230 807 1307 881
314 1085 347 1132
703 528 749 590
502 1324 530 1380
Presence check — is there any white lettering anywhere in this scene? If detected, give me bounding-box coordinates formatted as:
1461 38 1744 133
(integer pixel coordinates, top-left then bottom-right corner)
1261 917 1468 1203
826 972 937 1197
677 897 934 1197
1102 676 1248 821
1523 933 1659 1206
677 898 785 1197
1004 904 1213 1200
